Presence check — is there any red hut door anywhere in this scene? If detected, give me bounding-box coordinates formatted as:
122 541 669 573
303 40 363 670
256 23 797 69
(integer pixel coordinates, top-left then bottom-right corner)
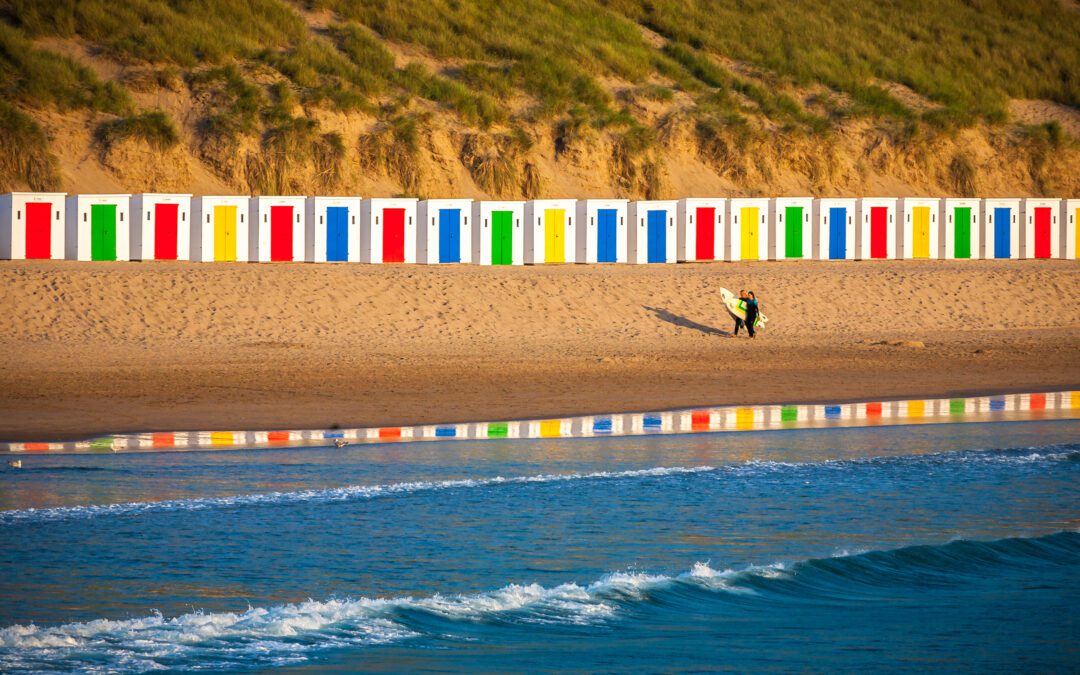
870 207 888 258
695 207 715 260
154 203 178 260
1034 207 1051 258
270 206 293 261
383 208 405 263
24 202 51 259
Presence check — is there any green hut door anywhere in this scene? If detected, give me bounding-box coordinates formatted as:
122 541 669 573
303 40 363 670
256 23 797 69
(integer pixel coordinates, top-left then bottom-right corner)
90 204 117 261
491 210 513 265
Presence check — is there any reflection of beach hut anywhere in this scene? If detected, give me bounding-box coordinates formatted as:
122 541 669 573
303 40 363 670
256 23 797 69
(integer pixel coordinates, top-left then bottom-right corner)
855 198 897 260
306 196 360 263
899 197 940 259
0 192 65 260
1065 199 1080 260
728 198 770 261
249 196 306 262
525 199 577 264
813 198 856 260
131 193 191 261
981 198 1020 259
192 196 250 262
65 194 131 261
1021 198 1061 259
628 200 677 263
676 198 725 262
472 200 525 265
576 199 628 263
362 198 418 264
772 197 813 260
418 198 473 264
941 198 981 259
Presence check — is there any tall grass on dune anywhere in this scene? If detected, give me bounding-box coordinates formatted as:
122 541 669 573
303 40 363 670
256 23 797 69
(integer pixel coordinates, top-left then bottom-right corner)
0 101 60 191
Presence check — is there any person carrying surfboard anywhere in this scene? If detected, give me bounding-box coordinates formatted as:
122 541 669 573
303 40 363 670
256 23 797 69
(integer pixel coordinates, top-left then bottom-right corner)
732 290 748 337
744 292 760 338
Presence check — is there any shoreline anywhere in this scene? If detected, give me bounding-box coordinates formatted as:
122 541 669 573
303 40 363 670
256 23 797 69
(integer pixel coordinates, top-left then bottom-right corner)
1 381 1078 445
3 389 1076 453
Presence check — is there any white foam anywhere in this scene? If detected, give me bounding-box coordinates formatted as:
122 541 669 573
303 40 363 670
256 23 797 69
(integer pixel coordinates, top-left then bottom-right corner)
3 445 1072 526
0 465 715 525
0 556 810 671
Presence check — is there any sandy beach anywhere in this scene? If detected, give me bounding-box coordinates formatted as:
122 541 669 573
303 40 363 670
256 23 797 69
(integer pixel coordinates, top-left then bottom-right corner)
0 259 1077 441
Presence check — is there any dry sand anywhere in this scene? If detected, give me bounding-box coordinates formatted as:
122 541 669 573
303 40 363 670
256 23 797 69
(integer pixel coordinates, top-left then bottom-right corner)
0 260 1078 441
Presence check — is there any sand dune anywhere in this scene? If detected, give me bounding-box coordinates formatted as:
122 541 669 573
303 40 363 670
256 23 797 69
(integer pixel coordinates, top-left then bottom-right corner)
1 259 1077 440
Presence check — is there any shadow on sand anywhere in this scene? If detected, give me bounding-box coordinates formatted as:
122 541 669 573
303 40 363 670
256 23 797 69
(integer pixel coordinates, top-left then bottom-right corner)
643 306 731 337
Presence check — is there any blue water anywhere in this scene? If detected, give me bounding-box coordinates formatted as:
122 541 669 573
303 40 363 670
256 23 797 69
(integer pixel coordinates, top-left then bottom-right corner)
1 420 1078 672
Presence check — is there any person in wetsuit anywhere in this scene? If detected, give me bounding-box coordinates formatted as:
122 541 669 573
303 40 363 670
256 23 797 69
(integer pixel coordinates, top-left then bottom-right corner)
744 291 760 339
733 289 748 337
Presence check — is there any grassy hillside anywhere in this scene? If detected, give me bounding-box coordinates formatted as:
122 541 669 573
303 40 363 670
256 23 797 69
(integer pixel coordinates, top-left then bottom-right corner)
0 0 1077 196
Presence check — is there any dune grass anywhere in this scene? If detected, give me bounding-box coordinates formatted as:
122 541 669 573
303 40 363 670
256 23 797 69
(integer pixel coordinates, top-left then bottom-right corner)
0 22 129 113
0 101 60 190
94 110 179 154
0 0 1076 192
7 0 1078 132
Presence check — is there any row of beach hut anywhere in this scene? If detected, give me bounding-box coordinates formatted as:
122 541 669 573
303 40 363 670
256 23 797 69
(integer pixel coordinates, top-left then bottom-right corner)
0 193 1077 263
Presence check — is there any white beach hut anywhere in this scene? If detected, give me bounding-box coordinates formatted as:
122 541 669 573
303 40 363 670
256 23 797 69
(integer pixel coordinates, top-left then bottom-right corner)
191 196 250 262
1064 199 1080 260
361 198 418 264
855 197 898 260
131 193 192 261
728 198 770 261
65 194 131 261
306 196 361 263
899 197 940 259
628 200 677 264
472 200 525 265
982 198 1021 259
676 198 725 262
0 192 65 260
417 198 473 264
813 198 856 260
772 197 813 260
576 199 628 264
941 198 981 259
524 199 577 264
249 196 306 262
1021 198 1061 259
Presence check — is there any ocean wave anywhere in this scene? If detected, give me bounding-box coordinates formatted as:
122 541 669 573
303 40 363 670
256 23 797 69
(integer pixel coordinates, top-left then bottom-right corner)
2 445 1075 526
3 531 1076 673
0 466 717 525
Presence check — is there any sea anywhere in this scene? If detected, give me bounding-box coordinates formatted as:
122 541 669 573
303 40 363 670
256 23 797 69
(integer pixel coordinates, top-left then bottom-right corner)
1 419 1077 673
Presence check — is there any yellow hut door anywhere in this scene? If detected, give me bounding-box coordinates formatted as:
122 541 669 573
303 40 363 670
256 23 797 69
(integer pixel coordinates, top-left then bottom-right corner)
912 206 930 258
544 209 565 263
214 205 237 261
740 207 759 260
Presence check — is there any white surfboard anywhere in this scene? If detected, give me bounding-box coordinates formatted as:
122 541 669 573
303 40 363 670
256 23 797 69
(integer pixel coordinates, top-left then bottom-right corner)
720 287 767 327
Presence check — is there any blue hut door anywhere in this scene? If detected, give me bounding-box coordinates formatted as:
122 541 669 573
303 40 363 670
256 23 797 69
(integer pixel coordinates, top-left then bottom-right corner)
438 208 461 263
326 207 349 261
647 210 666 263
993 207 1011 258
597 208 617 262
829 207 846 259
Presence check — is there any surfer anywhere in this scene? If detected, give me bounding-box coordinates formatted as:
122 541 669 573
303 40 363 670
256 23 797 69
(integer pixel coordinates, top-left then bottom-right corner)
745 292 760 338
732 290 748 337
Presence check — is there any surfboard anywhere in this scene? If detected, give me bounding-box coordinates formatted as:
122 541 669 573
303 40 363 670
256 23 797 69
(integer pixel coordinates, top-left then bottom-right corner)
720 287 768 327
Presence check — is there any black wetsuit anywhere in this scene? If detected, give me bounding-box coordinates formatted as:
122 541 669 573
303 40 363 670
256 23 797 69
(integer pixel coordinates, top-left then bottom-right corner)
744 299 759 337
733 295 747 335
